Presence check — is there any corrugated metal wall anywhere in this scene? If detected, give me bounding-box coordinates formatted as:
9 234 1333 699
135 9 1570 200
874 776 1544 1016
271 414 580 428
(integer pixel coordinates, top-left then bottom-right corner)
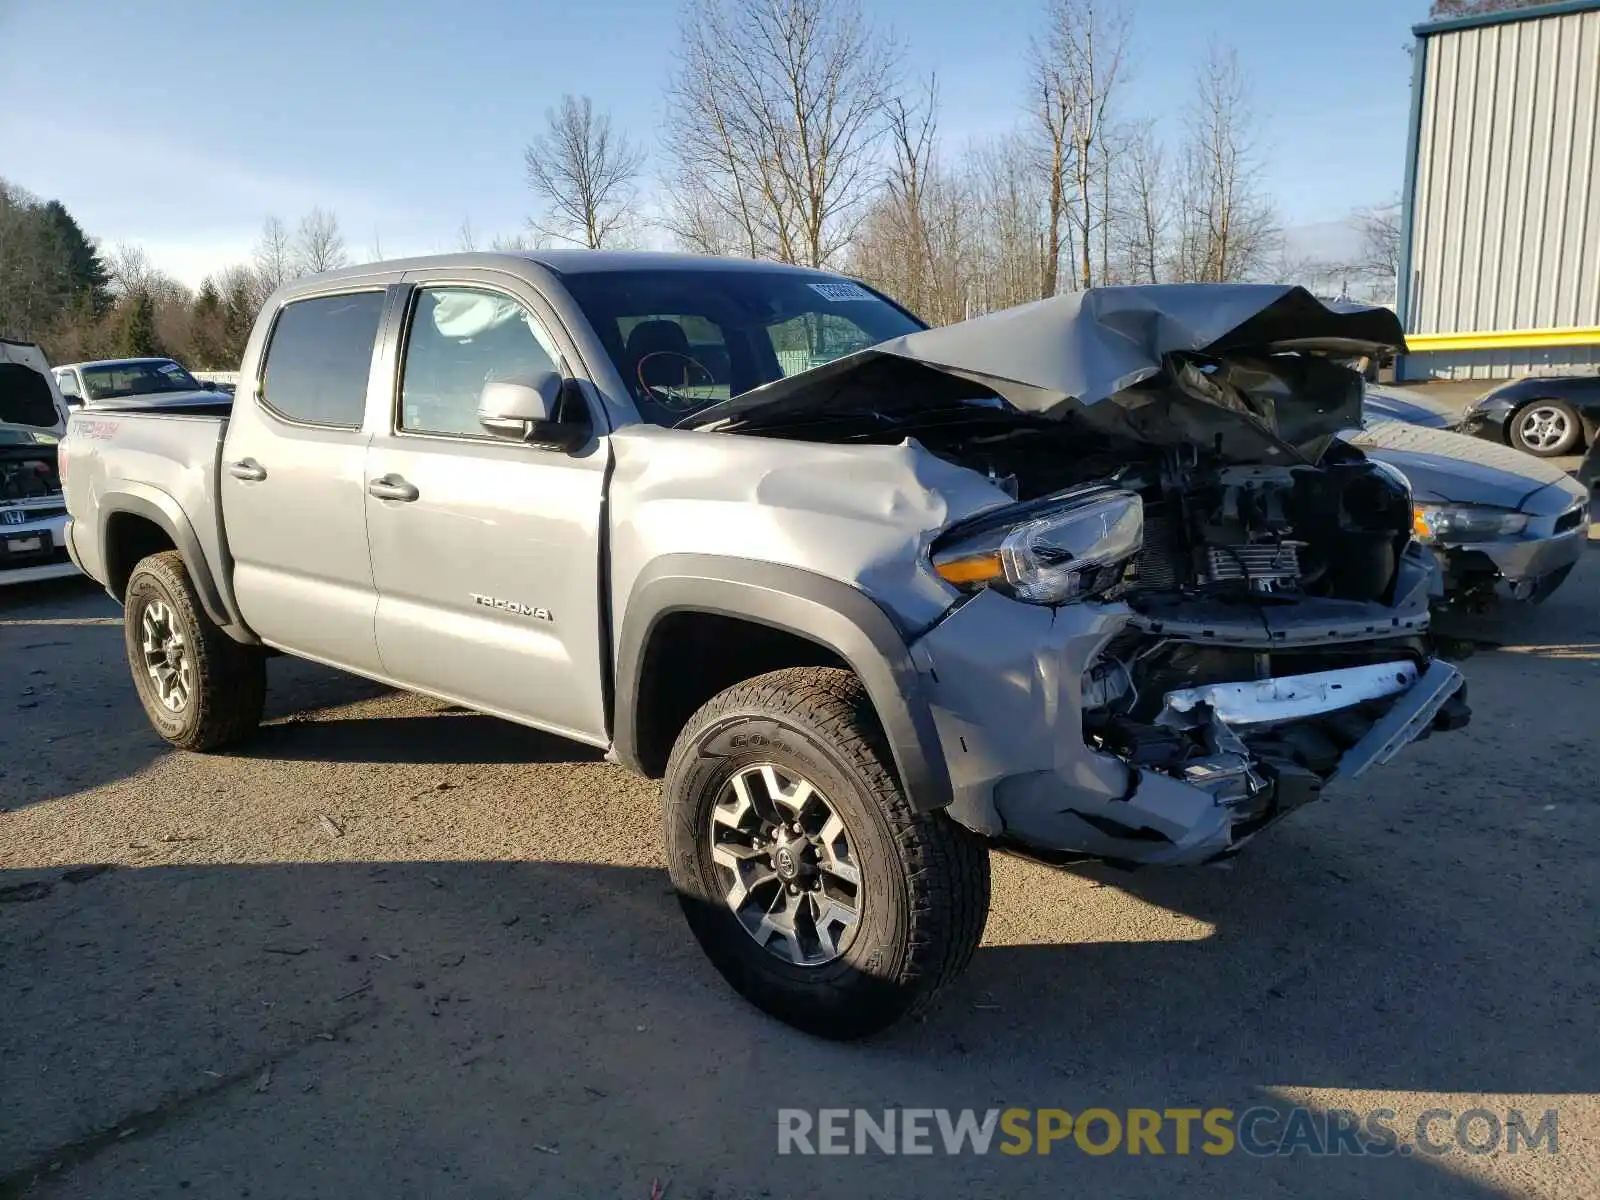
1406 8 1600 379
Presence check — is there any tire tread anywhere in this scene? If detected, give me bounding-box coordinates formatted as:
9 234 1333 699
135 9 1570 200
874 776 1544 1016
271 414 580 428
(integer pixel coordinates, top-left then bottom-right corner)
126 550 265 752
664 666 990 1036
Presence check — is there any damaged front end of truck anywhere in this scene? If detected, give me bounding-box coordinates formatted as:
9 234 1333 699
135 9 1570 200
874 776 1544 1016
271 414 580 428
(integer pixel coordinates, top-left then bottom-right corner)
685 284 1472 866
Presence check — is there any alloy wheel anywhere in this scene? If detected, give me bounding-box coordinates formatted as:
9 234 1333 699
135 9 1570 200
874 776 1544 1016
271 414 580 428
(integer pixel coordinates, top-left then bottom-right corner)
709 763 864 966
1517 405 1573 453
140 598 192 712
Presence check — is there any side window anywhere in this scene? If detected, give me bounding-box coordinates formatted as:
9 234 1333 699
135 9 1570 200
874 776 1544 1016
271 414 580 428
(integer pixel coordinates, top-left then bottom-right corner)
56 371 81 400
259 291 385 427
766 313 878 377
399 286 563 437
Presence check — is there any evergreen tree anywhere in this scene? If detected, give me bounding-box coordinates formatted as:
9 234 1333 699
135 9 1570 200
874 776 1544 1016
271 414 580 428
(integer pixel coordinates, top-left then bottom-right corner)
186 278 229 368
218 267 259 367
42 200 111 313
112 290 165 358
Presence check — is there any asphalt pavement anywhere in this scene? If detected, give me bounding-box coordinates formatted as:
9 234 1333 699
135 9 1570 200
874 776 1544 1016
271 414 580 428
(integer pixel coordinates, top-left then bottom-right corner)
2 547 1597 1199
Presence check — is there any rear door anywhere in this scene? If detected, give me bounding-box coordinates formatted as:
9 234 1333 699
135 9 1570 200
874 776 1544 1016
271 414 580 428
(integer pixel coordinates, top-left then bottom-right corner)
221 287 391 674
363 274 611 744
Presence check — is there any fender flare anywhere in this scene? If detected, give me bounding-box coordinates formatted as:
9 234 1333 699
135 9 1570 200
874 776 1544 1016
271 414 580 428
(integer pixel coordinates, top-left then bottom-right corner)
99 484 247 639
613 554 953 813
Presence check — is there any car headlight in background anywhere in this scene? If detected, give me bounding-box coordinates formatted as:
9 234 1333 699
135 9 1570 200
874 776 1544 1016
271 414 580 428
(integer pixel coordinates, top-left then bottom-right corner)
933 486 1143 604
1412 503 1528 543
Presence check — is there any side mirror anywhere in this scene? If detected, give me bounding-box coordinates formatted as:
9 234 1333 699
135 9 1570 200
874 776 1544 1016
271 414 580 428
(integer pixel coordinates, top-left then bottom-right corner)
478 371 586 449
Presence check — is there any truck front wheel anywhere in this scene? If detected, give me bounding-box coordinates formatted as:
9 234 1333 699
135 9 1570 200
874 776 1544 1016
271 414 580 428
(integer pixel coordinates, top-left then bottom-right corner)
662 667 990 1039
123 550 265 751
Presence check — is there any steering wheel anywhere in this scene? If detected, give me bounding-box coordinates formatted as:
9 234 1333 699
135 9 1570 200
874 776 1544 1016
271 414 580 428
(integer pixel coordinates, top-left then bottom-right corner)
636 351 717 413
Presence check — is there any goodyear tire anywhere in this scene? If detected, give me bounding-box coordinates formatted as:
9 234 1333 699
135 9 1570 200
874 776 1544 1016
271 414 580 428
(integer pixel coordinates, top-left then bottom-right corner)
123 550 265 751
663 667 990 1039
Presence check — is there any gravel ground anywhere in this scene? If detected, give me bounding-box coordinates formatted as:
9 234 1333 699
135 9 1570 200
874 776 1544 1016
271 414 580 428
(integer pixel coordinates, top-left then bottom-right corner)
2 546 1597 1199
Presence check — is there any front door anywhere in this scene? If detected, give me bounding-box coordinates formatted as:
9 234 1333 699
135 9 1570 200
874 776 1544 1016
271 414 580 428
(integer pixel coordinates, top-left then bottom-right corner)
222 288 387 674
363 280 610 745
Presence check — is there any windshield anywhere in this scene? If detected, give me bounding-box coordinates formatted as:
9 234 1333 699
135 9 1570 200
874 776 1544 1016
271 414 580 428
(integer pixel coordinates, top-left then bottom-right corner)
560 268 924 426
81 360 202 401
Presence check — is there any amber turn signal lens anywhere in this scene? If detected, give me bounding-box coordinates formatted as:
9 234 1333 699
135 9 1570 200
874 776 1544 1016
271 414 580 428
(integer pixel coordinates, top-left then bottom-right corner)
934 553 1003 585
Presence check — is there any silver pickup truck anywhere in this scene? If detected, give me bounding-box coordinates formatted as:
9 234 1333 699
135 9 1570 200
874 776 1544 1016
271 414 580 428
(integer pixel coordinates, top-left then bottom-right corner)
62 252 1470 1038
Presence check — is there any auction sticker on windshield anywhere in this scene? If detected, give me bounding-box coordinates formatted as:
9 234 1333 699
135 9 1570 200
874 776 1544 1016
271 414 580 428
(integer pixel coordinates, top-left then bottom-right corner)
808 281 877 302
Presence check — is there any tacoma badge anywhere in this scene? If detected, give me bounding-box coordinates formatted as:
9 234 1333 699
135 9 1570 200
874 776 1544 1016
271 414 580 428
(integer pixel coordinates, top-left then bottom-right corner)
470 593 553 621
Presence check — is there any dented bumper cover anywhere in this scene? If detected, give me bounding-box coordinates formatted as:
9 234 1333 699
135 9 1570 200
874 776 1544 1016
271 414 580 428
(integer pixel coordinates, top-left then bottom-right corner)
909 590 1465 867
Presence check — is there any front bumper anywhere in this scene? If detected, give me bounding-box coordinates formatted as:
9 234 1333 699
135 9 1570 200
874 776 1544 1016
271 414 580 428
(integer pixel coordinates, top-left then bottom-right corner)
1434 512 1588 604
911 590 1466 868
0 507 77 586
1455 403 1514 444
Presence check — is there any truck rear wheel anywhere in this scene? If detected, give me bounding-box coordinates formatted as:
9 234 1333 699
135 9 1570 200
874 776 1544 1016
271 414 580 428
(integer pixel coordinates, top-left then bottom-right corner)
662 667 990 1039
123 550 265 751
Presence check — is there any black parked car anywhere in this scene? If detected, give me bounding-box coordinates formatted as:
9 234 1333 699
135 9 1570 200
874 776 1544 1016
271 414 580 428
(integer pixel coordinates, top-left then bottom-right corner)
1457 374 1600 458
1362 384 1460 430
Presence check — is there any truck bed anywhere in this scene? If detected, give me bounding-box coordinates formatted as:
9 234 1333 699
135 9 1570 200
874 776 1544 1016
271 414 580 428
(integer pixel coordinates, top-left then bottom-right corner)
63 409 234 611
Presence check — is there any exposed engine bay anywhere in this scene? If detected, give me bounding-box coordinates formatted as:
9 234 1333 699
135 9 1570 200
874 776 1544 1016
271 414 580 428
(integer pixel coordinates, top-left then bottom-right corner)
683 285 1471 864
0 444 61 503
912 418 1416 603
902 404 1464 842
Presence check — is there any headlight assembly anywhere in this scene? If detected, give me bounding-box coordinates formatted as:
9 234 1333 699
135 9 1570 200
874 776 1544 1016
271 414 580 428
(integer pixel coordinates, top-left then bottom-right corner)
1412 503 1528 543
932 486 1143 604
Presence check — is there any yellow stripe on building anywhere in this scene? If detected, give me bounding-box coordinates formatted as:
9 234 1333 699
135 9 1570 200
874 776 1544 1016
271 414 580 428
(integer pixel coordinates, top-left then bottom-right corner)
1406 327 1600 353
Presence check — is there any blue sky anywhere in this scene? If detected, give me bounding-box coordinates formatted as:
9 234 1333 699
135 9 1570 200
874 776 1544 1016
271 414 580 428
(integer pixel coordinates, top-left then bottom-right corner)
0 0 1424 285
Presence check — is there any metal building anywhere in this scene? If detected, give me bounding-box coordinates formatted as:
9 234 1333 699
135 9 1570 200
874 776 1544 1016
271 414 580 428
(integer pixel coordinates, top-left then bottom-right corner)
1398 0 1600 381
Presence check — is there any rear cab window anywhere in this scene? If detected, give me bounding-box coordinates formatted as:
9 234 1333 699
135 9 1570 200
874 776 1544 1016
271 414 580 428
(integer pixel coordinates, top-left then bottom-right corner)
259 292 387 427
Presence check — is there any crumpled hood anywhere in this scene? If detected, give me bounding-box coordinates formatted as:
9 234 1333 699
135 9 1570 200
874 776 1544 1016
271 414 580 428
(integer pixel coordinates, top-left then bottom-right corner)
1349 420 1583 512
686 284 1405 461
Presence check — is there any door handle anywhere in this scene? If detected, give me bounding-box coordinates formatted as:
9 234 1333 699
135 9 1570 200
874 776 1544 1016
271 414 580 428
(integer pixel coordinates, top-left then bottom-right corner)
227 459 267 482
368 475 420 502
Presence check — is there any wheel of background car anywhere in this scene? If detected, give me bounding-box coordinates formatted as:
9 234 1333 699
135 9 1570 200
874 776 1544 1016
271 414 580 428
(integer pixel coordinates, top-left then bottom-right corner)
661 665 991 1039
123 550 266 752
636 351 716 412
1510 399 1582 457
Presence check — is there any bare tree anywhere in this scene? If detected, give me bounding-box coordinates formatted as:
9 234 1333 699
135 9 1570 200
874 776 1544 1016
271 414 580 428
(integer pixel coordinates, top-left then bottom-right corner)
103 241 187 307
1032 0 1131 292
850 79 978 326
965 132 1050 314
1112 119 1170 284
104 242 157 297
253 216 294 299
456 216 478 252
664 0 901 267
1027 35 1072 298
1355 197 1402 300
1172 44 1278 283
862 76 947 319
294 208 349 275
524 95 643 250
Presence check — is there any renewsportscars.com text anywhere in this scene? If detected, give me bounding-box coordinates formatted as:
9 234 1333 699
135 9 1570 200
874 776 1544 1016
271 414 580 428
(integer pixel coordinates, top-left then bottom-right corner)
777 1107 1559 1158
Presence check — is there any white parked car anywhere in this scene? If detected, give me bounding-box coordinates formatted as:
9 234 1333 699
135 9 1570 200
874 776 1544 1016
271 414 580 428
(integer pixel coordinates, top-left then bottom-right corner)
53 357 233 411
0 337 77 585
